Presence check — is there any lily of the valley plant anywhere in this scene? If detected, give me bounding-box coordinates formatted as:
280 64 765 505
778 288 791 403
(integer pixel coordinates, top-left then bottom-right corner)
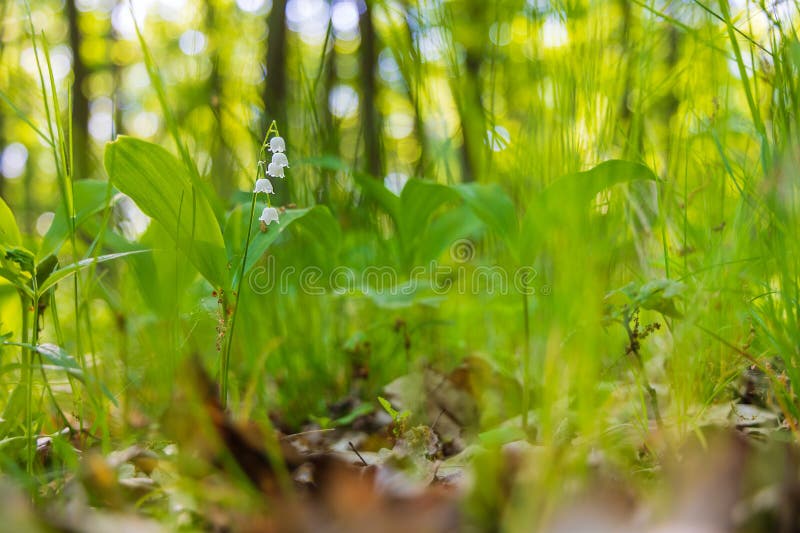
220 122 290 406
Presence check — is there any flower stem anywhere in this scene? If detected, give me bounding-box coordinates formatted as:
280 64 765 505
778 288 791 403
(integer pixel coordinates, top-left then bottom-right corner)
220 121 278 408
220 192 258 408
521 283 531 434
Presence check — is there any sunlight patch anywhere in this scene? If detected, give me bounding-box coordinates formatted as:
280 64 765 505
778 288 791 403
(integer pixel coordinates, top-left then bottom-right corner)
236 0 270 14
115 194 151 240
486 125 511 152
387 113 414 139
331 0 360 37
541 16 568 48
384 173 409 196
35 212 55 237
1 143 28 180
286 0 331 45
328 85 359 118
179 30 207 56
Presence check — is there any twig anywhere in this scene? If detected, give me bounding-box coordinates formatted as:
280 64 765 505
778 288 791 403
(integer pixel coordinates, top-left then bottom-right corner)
348 441 368 467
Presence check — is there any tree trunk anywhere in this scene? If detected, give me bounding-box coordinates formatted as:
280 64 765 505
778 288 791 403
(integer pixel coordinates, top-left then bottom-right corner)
264 0 289 201
358 2 383 178
457 49 487 182
66 0 90 180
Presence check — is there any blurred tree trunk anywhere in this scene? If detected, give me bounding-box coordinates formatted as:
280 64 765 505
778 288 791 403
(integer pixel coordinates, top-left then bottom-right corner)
0 0 7 200
358 2 383 178
663 24 682 159
264 0 289 201
451 1 487 183
66 0 90 180
206 1 233 200
457 49 486 182
402 21 428 179
618 0 643 159
317 32 337 205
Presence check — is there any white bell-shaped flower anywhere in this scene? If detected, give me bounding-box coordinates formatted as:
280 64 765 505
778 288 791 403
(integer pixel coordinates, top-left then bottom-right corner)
253 178 274 194
267 162 285 178
271 152 289 168
268 136 286 153
259 206 280 225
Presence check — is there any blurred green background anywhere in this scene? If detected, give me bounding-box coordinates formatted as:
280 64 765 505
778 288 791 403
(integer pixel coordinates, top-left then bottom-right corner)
0 0 799 525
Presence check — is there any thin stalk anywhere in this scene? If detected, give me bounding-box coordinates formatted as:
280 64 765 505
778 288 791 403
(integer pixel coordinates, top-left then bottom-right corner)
718 0 769 171
521 287 531 434
21 292 32 479
220 123 278 407
29 295 40 470
221 191 258 408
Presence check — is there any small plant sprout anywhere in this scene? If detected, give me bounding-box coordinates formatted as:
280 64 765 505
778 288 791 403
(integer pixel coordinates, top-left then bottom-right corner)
254 178 274 195
220 121 289 407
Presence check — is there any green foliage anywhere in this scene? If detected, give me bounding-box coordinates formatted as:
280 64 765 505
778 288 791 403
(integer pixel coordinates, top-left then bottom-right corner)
40 180 114 258
378 395 411 436
105 136 228 287
0 0 799 526
0 197 21 248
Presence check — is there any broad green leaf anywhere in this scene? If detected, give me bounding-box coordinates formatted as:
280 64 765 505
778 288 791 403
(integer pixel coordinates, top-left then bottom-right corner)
105 136 228 286
520 160 658 263
478 426 527 447
306 156 402 222
288 204 342 269
455 183 518 247
40 179 115 258
0 246 35 298
398 179 460 252
361 280 443 309
537 160 658 209
0 196 21 248
39 250 149 294
8 342 117 405
128 222 195 314
225 205 336 287
0 384 26 438
353 171 401 223
415 206 483 265
635 279 686 318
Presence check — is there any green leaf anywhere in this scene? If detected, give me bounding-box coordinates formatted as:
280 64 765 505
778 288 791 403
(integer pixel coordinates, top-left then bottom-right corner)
520 160 658 263
330 403 375 427
353 171 401 222
398 179 460 252
226 205 337 287
40 179 114 258
478 426 527 447
635 279 686 318
537 160 658 209
361 280 443 309
105 136 228 287
0 197 21 248
0 384 26 438
414 206 483 265
455 183 518 247
377 396 399 419
14 343 118 405
39 250 149 294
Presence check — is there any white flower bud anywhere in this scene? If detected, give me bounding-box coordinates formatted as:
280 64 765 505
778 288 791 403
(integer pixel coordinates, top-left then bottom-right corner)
253 178 274 194
267 162 285 178
271 152 289 168
269 136 286 153
259 206 280 225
